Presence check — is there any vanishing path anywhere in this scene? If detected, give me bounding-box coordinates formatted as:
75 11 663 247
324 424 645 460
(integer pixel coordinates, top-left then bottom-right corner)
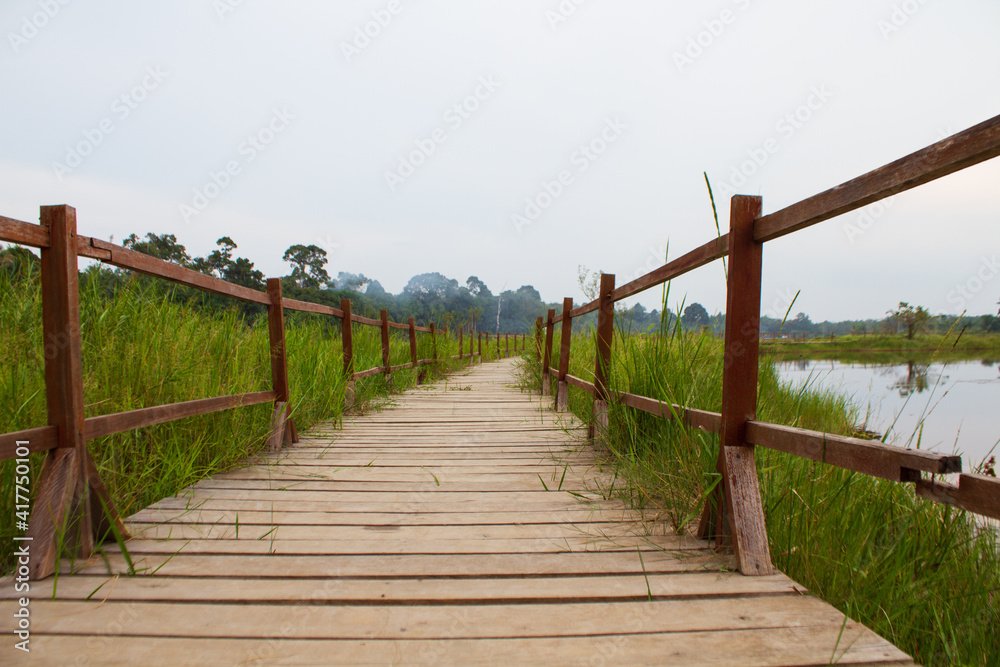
2 358 911 665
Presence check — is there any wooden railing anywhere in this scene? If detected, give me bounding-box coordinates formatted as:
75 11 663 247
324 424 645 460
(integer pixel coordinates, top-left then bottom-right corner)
537 114 1000 575
0 207 526 580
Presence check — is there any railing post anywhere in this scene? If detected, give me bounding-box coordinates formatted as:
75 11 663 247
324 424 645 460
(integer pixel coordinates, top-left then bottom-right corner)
408 316 418 377
698 194 773 576
430 322 437 362
380 309 392 386
542 308 555 396
341 298 355 407
535 317 543 362
556 297 573 412
478 330 482 361
470 326 474 362
505 333 509 357
591 273 615 442
266 278 296 450
27 205 89 578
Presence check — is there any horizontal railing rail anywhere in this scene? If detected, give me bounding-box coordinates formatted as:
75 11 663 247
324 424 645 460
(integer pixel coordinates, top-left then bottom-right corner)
538 113 1000 575
0 208 525 579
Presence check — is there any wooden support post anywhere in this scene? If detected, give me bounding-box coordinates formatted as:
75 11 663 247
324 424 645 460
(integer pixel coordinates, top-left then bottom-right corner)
380 309 392 387
556 297 573 412
542 308 555 396
478 330 482 360
341 298 355 407
27 205 127 579
470 326 474 362
535 317 543 363
266 278 296 446
591 273 615 443
430 323 437 362
505 334 509 357
698 195 773 576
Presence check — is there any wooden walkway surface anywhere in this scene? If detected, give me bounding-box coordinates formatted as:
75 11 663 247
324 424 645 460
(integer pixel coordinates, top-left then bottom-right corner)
2 358 912 665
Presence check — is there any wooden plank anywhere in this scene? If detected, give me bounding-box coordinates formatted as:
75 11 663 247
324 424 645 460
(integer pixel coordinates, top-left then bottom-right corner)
100 534 701 555
611 235 729 302
282 297 343 318
4 572 802 604
122 522 663 542
0 213 48 247
702 195 772 576
352 366 384 380
915 473 1000 520
746 421 961 480
564 374 595 394
83 391 276 440
5 595 870 641
569 297 599 317
0 425 59 460
1 629 913 666
754 114 1000 243
89 238 270 304
351 313 381 327
127 508 639 525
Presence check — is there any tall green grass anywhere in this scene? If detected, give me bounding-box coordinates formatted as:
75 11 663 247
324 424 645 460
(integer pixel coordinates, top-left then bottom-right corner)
1 264 473 573
523 308 999 666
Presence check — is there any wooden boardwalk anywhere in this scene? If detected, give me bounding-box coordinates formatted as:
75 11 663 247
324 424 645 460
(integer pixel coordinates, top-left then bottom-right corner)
2 358 912 665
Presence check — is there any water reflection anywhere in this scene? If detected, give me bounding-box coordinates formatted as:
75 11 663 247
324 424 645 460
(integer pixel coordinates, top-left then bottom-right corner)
774 356 1000 466
889 361 931 397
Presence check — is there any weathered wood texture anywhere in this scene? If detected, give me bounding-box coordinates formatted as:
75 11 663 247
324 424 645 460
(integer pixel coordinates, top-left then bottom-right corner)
0 359 912 665
700 195 773 576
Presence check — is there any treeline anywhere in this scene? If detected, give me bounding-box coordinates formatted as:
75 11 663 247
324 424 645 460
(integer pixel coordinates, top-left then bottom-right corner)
3 235 996 336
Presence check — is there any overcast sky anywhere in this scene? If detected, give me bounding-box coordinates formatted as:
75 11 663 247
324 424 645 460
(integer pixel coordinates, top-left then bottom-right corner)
1 0 998 321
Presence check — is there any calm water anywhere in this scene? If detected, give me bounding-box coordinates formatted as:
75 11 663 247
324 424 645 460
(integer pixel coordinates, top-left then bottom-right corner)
775 357 1000 468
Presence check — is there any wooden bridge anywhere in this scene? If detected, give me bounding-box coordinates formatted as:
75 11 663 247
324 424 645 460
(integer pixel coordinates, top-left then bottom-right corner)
3 358 913 665
3 116 1000 664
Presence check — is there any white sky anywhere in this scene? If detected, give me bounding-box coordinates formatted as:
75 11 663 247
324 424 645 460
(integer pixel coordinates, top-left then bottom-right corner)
1 0 998 321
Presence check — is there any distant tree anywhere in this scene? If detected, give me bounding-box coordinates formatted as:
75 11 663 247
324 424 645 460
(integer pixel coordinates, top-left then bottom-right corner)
222 256 264 290
123 233 190 265
367 280 386 295
192 237 237 277
466 276 492 299
335 272 370 292
792 312 813 333
516 285 541 301
682 303 710 329
887 302 931 340
283 244 329 289
0 245 39 281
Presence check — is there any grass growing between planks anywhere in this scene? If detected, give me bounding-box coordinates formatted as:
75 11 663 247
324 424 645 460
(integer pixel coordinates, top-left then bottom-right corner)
0 264 472 574
521 309 999 666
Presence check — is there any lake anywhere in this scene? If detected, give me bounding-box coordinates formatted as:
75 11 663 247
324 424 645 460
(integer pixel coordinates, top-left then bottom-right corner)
774 356 1000 469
